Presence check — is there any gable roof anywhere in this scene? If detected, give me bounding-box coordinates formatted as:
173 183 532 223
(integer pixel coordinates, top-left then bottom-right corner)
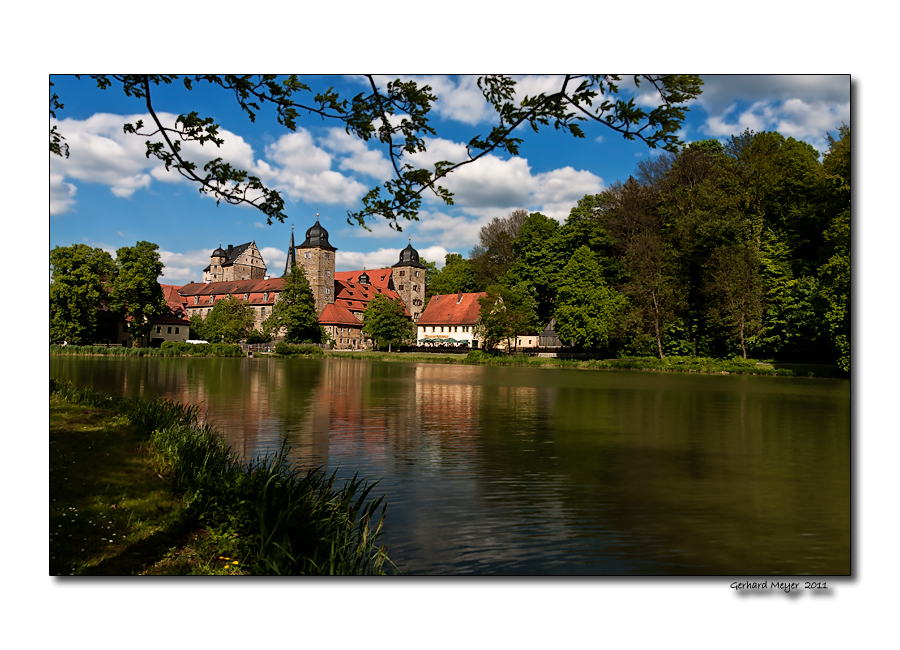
417 292 486 326
214 242 261 267
318 302 362 326
334 268 394 291
178 278 285 297
334 279 409 316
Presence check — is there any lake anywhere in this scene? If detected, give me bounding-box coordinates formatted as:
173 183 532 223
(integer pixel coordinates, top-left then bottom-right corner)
50 355 851 575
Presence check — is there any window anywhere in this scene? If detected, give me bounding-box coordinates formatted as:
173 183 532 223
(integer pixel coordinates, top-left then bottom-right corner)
175 327 180 334
194 296 199 305
413 285 419 291
415 270 420 277
167 327 172 334
261 307 266 317
399 284 404 291
325 288 331 295
326 270 331 277
304 252 311 259
156 326 161 334
399 270 405 277
325 252 331 259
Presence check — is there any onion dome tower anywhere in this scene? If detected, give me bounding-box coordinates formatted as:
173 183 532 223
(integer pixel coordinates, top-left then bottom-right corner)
296 213 336 313
391 238 426 321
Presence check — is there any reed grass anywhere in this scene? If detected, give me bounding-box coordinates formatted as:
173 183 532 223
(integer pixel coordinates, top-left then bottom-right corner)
51 379 394 575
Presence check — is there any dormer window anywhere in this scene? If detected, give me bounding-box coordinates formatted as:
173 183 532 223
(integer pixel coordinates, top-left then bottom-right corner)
244 293 249 301
209 296 214 304
264 292 269 301
194 296 199 305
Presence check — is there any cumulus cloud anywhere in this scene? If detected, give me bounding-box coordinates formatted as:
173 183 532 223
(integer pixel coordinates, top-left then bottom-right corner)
50 172 77 215
320 128 393 180
697 75 850 152
50 113 381 213
157 248 218 283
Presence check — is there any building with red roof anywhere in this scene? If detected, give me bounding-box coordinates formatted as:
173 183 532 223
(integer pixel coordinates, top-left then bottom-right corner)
416 292 487 348
180 217 424 349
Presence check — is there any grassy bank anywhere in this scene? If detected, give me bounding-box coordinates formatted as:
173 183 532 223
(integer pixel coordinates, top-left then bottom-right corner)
323 349 846 378
50 380 393 575
51 343 244 357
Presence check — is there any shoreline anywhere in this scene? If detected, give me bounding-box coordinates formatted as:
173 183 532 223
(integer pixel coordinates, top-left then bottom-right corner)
50 345 847 379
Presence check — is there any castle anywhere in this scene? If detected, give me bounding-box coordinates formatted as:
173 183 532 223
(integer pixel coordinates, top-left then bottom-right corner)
177 216 427 349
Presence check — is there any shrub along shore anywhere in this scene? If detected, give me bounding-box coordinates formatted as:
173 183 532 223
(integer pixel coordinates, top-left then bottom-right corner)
50 380 393 575
50 344 845 378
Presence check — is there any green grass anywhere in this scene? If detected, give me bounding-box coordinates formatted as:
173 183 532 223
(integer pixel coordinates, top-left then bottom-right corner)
50 380 395 575
321 349 844 378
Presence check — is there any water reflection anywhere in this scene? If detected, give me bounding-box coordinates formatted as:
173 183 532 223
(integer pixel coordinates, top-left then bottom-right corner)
51 356 850 575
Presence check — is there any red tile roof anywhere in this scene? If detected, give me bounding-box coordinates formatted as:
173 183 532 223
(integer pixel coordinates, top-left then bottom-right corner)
334 280 409 316
417 292 486 326
177 278 285 296
318 302 363 326
334 268 393 291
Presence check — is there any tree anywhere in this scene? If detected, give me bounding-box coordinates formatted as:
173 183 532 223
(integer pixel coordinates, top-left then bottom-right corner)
601 179 681 359
263 264 324 343
818 124 850 372
554 246 627 350
50 75 702 230
704 245 763 359
427 253 477 299
470 209 529 288
476 283 538 352
362 294 415 352
507 212 564 325
107 241 168 344
50 244 115 344
204 296 256 344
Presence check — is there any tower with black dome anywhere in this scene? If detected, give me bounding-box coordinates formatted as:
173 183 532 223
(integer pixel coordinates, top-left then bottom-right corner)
296 214 336 313
392 238 426 320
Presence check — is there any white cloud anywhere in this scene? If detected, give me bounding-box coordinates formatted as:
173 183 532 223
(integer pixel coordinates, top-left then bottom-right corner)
696 75 850 152
320 128 393 180
336 248 403 272
50 172 77 215
157 248 216 283
532 167 604 221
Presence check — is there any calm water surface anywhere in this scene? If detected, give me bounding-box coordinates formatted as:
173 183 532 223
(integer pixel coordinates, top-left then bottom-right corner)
51 355 851 575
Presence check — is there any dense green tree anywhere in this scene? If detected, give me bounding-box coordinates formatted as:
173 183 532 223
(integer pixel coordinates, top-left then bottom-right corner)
427 253 478 299
554 246 627 351
470 209 530 288
818 125 851 372
263 264 324 343
704 245 764 358
51 75 702 229
107 241 168 344
601 179 683 358
362 294 415 352
507 212 564 325
476 283 538 352
204 296 256 344
189 314 212 342
50 244 115 344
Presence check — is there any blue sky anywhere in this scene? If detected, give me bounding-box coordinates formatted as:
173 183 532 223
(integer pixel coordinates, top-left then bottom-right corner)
49 75 850 283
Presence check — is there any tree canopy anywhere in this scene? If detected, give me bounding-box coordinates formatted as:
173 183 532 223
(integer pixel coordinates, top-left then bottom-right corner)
108 241 168 343
203 296 256 344
50 75 703 230
50 244 115 345
362 294 415 352
262 264 324 343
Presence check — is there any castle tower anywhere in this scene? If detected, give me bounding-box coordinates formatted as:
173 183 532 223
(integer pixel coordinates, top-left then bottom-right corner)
297 214 336 314
392 238 426 320
203 242 228 282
